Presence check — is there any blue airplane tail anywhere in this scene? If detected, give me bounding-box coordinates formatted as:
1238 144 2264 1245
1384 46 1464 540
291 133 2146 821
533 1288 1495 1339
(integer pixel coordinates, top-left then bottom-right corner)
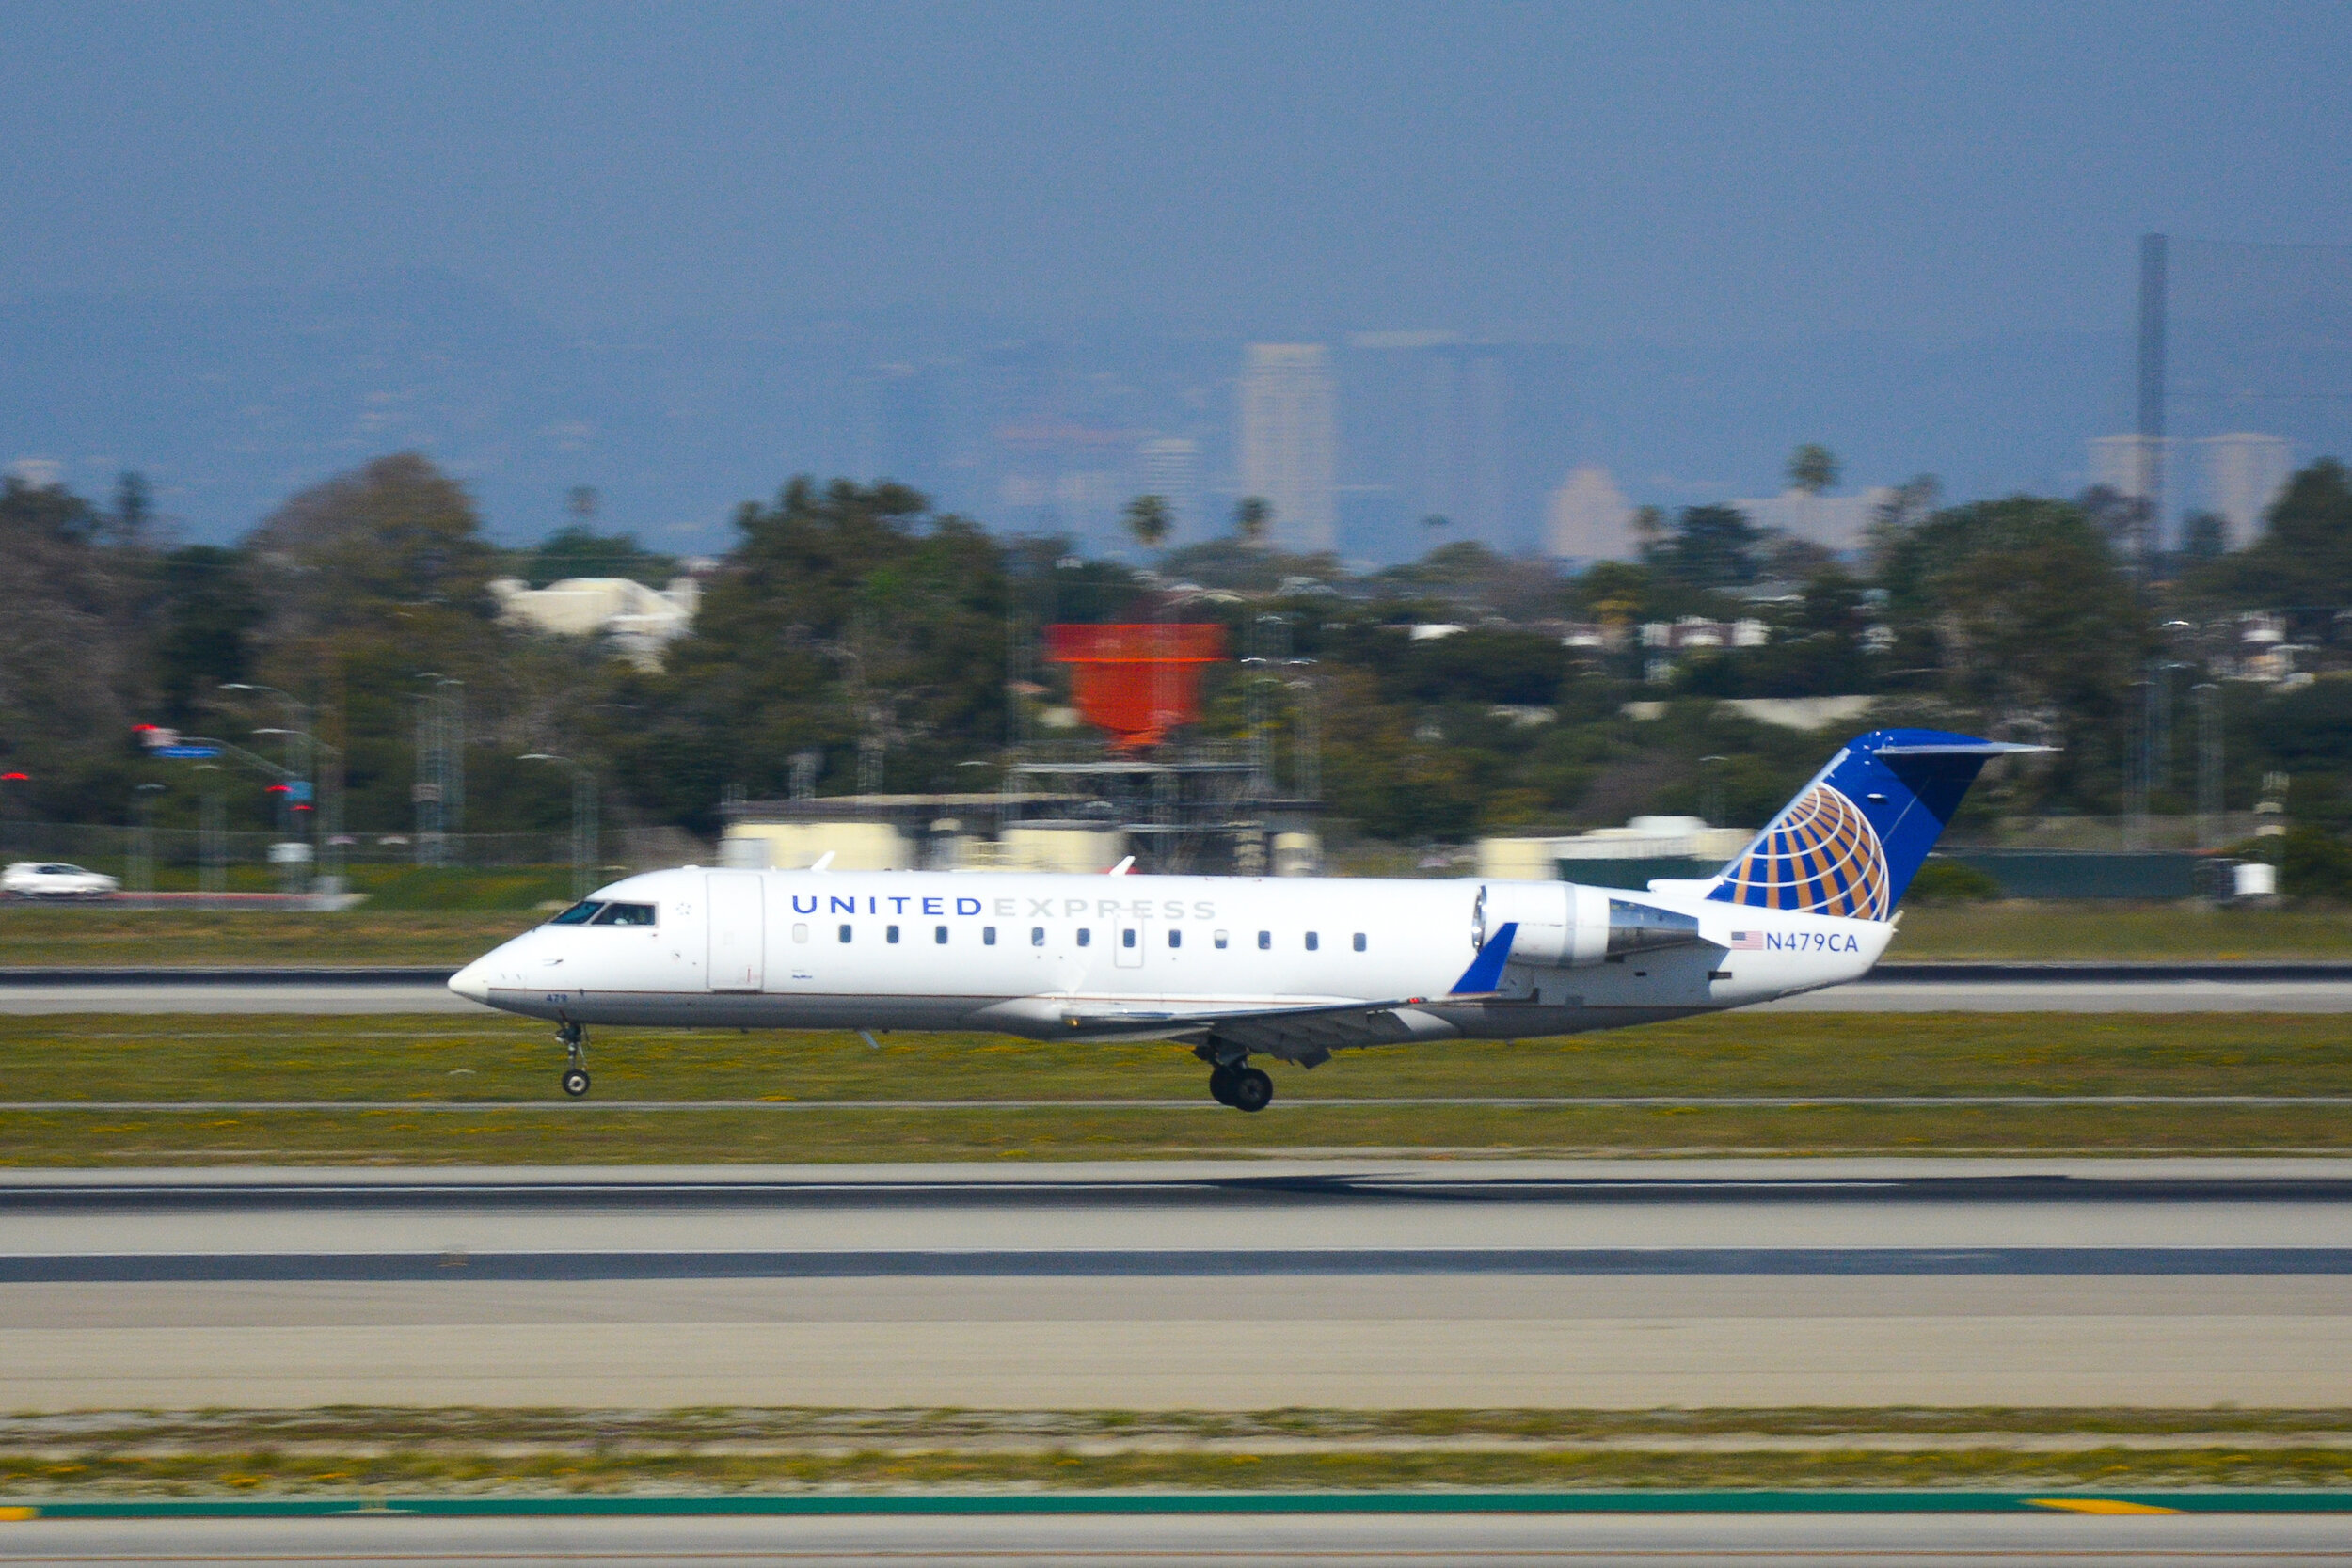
1701 730 2042 921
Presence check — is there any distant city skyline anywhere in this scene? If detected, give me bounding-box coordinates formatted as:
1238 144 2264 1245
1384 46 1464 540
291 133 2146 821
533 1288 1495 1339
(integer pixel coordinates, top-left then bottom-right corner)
4 266 2340 564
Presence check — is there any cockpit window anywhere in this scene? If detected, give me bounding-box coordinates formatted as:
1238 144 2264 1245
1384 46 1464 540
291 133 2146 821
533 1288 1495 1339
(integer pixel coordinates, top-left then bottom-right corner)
589 902 657 927
548 900 605 926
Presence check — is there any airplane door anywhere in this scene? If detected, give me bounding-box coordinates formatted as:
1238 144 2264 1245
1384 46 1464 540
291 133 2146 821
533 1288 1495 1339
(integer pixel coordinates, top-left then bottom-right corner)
706 873 765 992
1114 917 1147 969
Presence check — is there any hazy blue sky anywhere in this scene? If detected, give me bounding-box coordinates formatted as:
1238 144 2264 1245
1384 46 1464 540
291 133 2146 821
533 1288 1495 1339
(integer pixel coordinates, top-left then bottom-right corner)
3 2 2349 545
9 1 2345 340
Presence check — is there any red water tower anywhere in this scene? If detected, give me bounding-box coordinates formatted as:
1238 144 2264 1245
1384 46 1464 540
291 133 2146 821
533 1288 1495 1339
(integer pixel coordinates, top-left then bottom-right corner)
1042 623 1226 752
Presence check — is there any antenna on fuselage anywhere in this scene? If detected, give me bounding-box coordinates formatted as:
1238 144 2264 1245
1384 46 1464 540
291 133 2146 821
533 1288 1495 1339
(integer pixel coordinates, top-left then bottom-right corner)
809 851 835 872
1107 856 1134 876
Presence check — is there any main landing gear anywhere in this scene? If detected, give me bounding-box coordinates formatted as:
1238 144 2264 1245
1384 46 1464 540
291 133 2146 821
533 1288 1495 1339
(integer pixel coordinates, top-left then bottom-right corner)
557 1022 590 1098
1207 1060 1274 1114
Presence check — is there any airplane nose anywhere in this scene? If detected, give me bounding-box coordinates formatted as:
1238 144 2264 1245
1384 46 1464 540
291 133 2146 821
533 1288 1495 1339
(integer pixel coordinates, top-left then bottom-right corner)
448 959 492 1005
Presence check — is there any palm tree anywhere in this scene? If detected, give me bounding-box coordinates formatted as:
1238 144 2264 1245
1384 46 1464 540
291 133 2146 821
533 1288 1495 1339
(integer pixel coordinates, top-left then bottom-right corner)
1123 494 1172 554
1787 444 1839 495
1233 496 1271 547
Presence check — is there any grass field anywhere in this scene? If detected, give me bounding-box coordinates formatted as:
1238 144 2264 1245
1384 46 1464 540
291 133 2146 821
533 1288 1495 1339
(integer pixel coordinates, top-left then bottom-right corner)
0 908 537 966
1889 901 2352 960
2 1407 2348 1496
0 1011 2343 1164
2 898 2347 968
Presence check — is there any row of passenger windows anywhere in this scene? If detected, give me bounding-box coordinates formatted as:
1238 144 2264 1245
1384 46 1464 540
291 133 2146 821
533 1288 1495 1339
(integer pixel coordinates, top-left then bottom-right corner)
789 923 1370 952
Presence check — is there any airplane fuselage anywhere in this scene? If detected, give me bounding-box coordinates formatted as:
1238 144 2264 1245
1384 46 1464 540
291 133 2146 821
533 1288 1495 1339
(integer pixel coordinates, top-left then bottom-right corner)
451 866 1891 1048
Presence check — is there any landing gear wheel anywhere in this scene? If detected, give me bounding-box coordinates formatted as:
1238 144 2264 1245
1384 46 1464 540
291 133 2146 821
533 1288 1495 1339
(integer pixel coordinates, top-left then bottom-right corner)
1229 1067 1274 1114
556 1022 589 1099
1208 1064 1240 1106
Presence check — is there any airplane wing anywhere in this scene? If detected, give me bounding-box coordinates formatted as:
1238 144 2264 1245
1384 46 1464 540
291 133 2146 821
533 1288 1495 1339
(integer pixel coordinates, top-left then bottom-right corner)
1041 922 1524 1061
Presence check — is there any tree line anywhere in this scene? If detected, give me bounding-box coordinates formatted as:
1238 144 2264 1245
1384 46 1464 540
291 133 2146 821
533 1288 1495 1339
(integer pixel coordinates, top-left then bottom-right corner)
5 450 2352 854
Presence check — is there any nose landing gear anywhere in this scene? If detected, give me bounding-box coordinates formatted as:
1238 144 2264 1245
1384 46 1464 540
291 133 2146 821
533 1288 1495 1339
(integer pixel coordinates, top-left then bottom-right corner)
558 1022 590 1098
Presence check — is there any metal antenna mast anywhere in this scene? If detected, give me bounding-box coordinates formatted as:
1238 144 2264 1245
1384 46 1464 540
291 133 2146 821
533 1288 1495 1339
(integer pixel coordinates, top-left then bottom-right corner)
2194 682 2223 850
2136 232 2169 572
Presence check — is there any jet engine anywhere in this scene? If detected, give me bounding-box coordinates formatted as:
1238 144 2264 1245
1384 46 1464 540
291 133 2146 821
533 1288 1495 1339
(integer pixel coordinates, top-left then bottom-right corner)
1472 880 1706 969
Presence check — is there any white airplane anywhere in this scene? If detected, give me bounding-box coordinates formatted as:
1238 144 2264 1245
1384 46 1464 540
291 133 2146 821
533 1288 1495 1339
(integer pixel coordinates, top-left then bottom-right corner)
451 729 2031 1107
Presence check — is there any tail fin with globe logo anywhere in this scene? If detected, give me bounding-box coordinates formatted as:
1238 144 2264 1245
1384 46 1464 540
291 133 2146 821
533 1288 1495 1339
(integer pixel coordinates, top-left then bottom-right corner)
1701 730 2045 920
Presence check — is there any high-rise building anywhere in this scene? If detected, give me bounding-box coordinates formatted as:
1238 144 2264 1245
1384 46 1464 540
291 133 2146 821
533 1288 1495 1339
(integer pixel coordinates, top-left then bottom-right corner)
1417 351 1509 540
1726 486 1899 553
2199 433 2293 547
1340 332 1531 558
1136 437 1201 538
1237 344 1338 552
1544 466 1635 560
2088 434 2168 502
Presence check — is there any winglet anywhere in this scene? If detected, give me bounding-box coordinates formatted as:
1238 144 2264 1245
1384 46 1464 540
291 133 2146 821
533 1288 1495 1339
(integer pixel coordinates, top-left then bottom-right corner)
1449 921 1518 996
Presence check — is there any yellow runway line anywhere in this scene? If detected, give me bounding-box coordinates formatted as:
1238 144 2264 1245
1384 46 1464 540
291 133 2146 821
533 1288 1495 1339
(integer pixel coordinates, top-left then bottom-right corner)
2026 1497 2181 1515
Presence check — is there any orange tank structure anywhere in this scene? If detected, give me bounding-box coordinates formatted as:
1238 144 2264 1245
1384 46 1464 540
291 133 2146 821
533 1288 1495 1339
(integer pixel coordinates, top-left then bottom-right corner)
1042 623 1227 752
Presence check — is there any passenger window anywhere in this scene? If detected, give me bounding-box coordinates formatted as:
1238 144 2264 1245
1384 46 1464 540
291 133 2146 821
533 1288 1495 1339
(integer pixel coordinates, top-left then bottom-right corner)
1214 930 1229 949
838 925 852 943
1077 927 1091 947
1305 931 1319 951
792 923 809 943
1257 930 1270 950
886 925 900 943
548 900 605 926
1168 929 1182 949
589 902 656 927
1030 927 1045 946
1353 932 1367 952
934 925 947 944
983 927 997 946
1121 927 1136 949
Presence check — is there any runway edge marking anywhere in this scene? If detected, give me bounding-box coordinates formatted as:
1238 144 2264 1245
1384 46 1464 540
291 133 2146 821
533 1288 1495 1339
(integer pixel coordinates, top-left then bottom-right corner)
8 1491 2352 1519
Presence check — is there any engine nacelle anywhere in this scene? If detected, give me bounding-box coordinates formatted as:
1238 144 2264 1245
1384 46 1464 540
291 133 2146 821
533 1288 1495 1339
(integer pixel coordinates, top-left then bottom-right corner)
1473 880 1706 969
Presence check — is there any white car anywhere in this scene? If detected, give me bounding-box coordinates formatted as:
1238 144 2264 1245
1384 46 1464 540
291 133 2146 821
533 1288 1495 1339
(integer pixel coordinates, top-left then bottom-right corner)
2 862 120 900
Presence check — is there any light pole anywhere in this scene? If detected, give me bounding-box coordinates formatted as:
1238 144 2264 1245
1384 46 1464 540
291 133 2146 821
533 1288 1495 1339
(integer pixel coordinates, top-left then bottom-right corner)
413 675 466 867
0 772 28 859
223 685 314 882
195 764 227 894
256 729 344 893
521 753 599 899
131 783 165 897
2193 683 2223 851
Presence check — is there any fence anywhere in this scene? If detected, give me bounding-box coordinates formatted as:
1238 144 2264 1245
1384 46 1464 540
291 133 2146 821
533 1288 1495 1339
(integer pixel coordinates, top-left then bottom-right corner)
0 820 578 879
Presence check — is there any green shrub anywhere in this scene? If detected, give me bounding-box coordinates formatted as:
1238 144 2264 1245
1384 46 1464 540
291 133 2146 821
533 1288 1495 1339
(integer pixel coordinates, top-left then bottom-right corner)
1902 858 2004 904
343 866 578 911
2279 825 2352 900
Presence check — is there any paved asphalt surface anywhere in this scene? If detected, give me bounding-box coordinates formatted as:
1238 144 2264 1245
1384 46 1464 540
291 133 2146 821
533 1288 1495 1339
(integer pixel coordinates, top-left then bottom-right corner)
4 1510 2349 1565
0 1159 2347 1409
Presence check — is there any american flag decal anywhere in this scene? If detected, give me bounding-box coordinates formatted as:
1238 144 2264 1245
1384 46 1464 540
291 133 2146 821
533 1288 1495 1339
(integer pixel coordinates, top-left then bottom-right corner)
1715 783 1891 920
1728 930 1763 950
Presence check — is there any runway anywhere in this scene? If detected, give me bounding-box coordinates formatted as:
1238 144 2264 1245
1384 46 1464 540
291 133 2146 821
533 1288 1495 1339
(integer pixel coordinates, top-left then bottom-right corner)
0 1160 2347 1409
4 1509 2348 1566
